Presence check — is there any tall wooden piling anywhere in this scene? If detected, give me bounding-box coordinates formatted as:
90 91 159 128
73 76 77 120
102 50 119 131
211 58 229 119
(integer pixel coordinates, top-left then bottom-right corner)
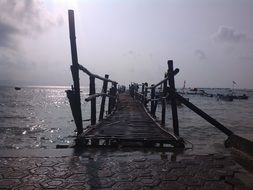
151 85 155 116
144 83 148 107
141 84 145 103
112 83 117 109
99 74 109 121
168 60 179 136
108 87 113 114
161 75 167 126
67 10 83 135
90 75 96 125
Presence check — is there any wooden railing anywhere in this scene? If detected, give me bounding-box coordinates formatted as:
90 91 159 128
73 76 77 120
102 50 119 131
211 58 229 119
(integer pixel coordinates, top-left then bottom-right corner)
130 60 180 136
66 10 118 135
81 65 118 124
130 60 233 137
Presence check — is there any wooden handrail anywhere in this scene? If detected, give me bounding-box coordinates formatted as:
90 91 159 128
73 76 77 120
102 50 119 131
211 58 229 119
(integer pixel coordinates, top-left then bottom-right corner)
79 64 117 84
135 92 144 97
85 93 117 102
146 68 179 89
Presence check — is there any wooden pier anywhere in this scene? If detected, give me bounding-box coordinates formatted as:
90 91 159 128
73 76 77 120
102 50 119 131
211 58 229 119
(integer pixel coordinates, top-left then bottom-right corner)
66 10 253 158
80 93 184 148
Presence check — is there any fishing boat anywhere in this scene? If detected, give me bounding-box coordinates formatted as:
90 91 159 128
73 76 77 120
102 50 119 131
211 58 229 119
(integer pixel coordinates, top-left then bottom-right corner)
199 90 213 97
14 87 21 90
232 94 249 100
217 94 233 101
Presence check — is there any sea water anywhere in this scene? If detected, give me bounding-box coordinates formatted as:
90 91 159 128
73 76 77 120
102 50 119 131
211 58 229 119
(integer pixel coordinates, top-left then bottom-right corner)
159 88 253 154
0 86 252 154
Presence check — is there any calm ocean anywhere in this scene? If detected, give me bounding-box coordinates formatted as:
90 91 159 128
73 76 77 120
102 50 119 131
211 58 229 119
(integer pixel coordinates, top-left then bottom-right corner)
0 86 252 154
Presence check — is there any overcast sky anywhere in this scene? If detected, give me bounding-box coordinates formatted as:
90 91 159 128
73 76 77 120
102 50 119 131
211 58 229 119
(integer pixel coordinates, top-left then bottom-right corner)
0 0 253 88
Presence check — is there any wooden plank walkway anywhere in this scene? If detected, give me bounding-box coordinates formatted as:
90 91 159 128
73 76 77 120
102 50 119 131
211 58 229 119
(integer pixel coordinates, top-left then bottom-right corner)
81 93 184 148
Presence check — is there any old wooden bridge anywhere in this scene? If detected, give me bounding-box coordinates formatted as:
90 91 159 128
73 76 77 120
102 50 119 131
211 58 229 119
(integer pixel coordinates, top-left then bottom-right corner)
66 10 238 149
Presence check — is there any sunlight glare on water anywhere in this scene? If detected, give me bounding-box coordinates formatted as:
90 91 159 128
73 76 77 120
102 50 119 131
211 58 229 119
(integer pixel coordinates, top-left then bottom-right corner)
0 86 252 155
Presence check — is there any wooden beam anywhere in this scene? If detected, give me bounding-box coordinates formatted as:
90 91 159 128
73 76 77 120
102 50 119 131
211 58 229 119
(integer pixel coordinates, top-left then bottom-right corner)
67 10 83 135
168 60 179 136
161 75 167 126
90 76 96 125
147 68 179 89
79 64 117 84
99 74 109 121
175 92 233 136
151 85 155 116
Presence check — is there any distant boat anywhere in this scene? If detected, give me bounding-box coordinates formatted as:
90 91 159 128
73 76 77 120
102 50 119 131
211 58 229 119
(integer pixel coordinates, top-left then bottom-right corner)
232 94 249 100
189 88 198 92
217 94 233 101
14 87 21 90
199 90 213 97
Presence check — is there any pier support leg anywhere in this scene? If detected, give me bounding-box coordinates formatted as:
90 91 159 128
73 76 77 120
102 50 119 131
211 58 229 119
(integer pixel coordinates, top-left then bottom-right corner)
67 10 83 135
99 74 109 121
168 60 179 136
108 87 113 114
161 74 167 126
90 76 96 125
151 85 155 116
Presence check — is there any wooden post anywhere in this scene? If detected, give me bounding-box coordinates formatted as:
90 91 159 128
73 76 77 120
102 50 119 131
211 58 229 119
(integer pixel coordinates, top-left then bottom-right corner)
154 98 158 117
144 83 148 107
134 83 138 99
108 87 113 114
90 75 96 125
111 83 117 109
151 85 155 116
67 10 83 135
99 74 109 121
130 84 134 97
161 75 167 126
168 60 179 136
141 83 145 104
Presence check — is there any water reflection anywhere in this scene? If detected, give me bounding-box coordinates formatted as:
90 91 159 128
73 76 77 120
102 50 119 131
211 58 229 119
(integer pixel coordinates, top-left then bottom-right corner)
0 86 252 154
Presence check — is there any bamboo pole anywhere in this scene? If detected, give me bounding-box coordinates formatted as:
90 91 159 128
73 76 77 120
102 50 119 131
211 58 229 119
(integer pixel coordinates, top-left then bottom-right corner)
168 60 179 136
151 85 155 116
99 74 109 121
175 92 233 136
108 87 113 114
112 83 117 109
161 76 167 126
144 83 148 107
67 10 83 135
90 76 96 125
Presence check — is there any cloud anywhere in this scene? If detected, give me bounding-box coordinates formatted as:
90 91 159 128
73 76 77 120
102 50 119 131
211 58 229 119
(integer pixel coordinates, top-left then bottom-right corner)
213 26 247 43
0 21 19 49
0 0 64 85
0 0 63 50
0 49 37 85
195 49 206 60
